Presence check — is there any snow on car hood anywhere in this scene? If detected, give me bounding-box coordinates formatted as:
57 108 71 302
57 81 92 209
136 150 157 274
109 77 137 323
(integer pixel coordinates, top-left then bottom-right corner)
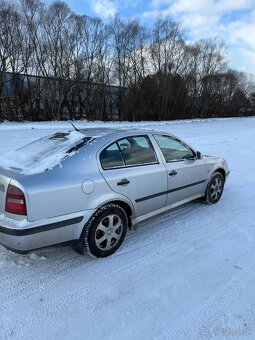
0 131 91 175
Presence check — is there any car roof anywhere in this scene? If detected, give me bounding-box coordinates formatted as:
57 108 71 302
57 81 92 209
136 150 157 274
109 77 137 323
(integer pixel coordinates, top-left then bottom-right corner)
78 127 163 138
79 127 121 136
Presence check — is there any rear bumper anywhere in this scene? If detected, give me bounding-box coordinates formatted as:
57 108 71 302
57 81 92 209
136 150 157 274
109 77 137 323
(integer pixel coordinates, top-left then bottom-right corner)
0 210 95 252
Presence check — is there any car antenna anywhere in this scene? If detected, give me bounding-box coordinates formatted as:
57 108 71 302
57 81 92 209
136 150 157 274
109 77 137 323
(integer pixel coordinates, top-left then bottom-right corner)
69 121 80 132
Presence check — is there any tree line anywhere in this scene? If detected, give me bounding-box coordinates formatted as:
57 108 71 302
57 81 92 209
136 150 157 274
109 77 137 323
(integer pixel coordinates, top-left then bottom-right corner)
0 0 255 122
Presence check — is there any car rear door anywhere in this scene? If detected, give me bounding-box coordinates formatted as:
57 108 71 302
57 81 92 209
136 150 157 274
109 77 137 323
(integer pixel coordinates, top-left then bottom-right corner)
153 134 206 206
99 135 168 218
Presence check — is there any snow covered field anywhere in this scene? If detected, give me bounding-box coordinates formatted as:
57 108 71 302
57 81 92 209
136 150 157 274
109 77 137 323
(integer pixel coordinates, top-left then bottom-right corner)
0 117 255 340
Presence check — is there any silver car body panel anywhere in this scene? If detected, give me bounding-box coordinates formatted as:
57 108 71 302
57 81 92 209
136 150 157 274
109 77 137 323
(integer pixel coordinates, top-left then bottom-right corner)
0 128 230 252
99 163 168 218
133 194 202 224
0 170 12 215
163 159 206 205
0 211 94 252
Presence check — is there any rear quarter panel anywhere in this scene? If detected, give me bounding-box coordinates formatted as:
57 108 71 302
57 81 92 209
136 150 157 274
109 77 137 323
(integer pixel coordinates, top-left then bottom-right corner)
17 142 134 222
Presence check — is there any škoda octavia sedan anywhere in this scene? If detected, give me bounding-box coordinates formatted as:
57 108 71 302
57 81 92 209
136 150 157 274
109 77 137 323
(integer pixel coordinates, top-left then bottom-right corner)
0 128 229 257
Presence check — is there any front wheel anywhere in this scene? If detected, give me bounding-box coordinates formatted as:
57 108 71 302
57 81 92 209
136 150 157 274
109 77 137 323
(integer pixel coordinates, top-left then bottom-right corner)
82 203 128 258
205 171 225 204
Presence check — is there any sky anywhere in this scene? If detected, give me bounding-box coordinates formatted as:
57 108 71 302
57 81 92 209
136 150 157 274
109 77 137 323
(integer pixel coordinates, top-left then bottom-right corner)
45 0 255 74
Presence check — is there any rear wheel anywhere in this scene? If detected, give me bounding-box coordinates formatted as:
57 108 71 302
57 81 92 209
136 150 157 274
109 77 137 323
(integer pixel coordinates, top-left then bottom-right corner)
83 203 128 258
205 172 225 204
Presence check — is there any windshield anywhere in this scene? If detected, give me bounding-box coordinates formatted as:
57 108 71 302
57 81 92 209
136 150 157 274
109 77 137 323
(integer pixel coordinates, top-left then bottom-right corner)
0 131 91 175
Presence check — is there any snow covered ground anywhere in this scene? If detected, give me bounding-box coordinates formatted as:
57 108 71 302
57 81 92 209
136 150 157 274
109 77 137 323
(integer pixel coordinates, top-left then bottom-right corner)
0 117 255 340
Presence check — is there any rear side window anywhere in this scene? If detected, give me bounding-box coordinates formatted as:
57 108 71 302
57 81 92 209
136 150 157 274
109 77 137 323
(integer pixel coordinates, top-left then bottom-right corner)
100 143 125 169
118 136 157 166
100 135 157 169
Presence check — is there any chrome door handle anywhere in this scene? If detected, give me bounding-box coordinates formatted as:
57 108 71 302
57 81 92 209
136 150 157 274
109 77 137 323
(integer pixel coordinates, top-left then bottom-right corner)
169 170 177 176
117 179 130 186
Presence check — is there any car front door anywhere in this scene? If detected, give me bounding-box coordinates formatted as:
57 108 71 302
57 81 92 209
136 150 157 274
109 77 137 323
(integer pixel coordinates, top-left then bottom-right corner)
153 134 206 206
99 135 168 218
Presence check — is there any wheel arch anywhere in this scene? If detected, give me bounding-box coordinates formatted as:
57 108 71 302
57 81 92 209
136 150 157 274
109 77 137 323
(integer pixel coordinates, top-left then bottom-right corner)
214 167 226 180
103 200 133 228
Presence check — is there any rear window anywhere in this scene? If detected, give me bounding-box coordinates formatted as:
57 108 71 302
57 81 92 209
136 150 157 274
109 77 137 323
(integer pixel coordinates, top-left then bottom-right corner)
0 131 91 175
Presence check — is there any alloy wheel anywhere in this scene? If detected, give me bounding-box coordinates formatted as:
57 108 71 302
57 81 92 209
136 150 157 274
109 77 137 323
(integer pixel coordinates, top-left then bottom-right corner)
95 214 123 250
210 177 223 201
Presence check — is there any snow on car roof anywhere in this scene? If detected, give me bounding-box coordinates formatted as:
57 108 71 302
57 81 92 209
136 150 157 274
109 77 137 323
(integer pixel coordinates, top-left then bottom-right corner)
0 130 91 175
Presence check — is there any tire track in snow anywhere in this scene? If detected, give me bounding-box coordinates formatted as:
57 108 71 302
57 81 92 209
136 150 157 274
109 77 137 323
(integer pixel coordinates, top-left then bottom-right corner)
120 203 244 256
0 201 242 316
0 205 196 301
0 253 96 311
161 256 255 340
0 213 241 339
0 251 78 300
1 241 191 339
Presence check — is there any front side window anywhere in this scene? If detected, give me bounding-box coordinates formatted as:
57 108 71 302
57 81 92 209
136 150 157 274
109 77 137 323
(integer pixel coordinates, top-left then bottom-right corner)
154 135 194 162
100 135 157 169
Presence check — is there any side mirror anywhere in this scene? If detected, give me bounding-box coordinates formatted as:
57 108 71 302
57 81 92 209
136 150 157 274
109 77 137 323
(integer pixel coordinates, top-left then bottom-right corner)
196 151 203 159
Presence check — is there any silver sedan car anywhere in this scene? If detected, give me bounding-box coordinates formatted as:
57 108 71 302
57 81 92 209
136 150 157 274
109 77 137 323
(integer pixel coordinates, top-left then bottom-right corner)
0 128 229 257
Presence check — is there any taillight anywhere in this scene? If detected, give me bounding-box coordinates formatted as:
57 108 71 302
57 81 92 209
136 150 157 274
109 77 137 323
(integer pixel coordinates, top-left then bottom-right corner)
5 184 27 215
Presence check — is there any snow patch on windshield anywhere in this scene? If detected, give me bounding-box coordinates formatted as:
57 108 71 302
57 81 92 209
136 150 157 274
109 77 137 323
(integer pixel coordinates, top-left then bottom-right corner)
0 130 88 175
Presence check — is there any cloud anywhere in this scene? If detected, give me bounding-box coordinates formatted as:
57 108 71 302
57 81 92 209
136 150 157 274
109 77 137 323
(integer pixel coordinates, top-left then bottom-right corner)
241 49 255 67
228 18 255 50
143 0 254 35
217 0 253 12
122 0 141 8
223 10 255 71
91 0 117 18
142 0 255 72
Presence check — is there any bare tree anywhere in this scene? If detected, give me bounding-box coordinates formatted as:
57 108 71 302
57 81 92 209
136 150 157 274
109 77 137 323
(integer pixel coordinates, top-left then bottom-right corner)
149 17 184 120
0 0 254 122
0 1 25 119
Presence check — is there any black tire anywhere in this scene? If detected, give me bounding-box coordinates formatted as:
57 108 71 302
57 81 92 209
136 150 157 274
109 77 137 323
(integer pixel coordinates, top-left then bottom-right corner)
205 171 225 204
82 203 128 258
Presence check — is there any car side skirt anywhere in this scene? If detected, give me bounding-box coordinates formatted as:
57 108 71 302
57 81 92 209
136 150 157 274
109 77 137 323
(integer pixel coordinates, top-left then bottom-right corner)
133 193 203 225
